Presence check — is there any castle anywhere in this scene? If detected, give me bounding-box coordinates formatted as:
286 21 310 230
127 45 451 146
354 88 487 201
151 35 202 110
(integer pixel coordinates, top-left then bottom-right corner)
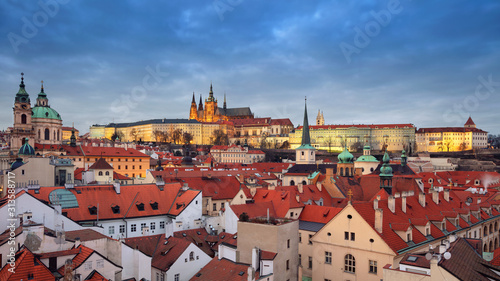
189 84 254 122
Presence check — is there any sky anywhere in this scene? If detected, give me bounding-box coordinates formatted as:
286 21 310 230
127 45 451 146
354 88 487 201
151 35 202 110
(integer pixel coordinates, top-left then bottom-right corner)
1 0 499 134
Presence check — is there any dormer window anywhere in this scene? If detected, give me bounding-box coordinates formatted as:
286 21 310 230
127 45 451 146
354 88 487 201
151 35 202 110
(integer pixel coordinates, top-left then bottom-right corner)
88 206 97 215
136 202 145 211
475 179 480 186
111 205 120 214
150 201 159 210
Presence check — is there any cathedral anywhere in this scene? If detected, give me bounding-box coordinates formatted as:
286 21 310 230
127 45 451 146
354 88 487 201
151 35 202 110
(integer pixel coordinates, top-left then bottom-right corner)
189 84 254 122
10 73 63 154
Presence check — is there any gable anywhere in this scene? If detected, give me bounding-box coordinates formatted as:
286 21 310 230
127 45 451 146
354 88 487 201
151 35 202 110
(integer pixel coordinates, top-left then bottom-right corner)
313 204 396 256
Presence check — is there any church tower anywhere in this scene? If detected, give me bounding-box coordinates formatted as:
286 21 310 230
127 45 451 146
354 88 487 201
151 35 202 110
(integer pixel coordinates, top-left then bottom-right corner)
11 73 35 152
379 151 393 195
204 83 218 122
189 92 198 120
296 98 316 164
316 110 324 125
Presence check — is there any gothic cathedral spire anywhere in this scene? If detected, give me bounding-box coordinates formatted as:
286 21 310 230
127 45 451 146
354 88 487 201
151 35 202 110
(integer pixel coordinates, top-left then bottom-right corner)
301 98 311 146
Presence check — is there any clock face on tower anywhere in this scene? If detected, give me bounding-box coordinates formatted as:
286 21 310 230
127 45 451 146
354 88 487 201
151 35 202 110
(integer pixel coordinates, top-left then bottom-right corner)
20 104 28 110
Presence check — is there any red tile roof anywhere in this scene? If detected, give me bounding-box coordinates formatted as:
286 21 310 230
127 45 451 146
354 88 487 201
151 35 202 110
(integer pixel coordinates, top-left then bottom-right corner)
58 245 95 275
38 248 80 259
174 228 216 257
84 270 107 280
416 127 487 133
88 158 113 170
260 250 277 260
63 145 149 158
0 247 55 281
27 183 200 222
65 229 112 242
465 117 476 126
299 205 342 223
297 123 415 130
230 202 277 219
191 257 250 281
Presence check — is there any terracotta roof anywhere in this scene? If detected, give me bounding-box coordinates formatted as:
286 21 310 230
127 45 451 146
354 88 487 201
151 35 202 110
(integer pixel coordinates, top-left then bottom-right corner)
58 245 95 275
84 270 107 280
465 117 476 126
297 123 415 130
113 171 131 180
269 118 293 126
125 234 192 271
65 229 112 242
88 157 113 170
299 205 342 223
63 145 149 158
27 183 200 222
38 248 80 259
416 127 487 133
0 247 55 281
191 257 250 281
174 228 215 257
260 250 277 260
230 202 277 219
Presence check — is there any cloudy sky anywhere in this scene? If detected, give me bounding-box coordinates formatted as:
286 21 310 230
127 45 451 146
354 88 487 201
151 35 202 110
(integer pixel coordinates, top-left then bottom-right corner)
1 0 499 134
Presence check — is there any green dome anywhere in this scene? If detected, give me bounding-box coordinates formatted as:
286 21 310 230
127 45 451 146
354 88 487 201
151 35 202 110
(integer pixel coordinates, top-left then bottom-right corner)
356 155 378 162
380 151 393 176
338 148 353 163
19 138 35 156
10 158 24 170
32 106 62 120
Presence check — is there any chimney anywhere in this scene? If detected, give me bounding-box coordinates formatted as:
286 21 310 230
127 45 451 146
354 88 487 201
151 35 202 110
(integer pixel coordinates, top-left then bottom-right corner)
388 196 395 213
394 192 400 198
239 174 244 183
401 191 407 213
250 187 257 197
373 198 379 210
113 182 120 194
444 189 450 202
296 195 300 203
316 183 322 191
477 198 482 204
251 247 260 272
375 209 383 233
298 183 303 193
419 192 426 208
326 168 334 177
182 183 189 191
432 189 439 205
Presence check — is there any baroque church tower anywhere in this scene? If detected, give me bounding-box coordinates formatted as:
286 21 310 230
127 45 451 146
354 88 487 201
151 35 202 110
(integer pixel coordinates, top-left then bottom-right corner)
316 110 324 125
11 73 35 152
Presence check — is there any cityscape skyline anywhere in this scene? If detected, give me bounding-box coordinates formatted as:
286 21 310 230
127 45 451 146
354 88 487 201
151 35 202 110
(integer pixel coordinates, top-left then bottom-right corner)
1 1 499 134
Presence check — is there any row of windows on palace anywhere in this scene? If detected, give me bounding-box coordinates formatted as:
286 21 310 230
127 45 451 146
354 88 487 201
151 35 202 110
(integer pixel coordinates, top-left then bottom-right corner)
70 157 143 162
108 221 167 235
298 253 377 277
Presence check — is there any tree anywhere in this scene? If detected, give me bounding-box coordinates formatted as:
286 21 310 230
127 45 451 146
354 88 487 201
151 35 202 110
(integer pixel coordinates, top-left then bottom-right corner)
111 131 124 142
152 130 162 142
212 129 229 145
443 139 453 152
323 136 334 152
280 140 290 149
459 142 468 151
159 131 169 143
171 129 182 144
129 128 138 142
350 141 363 153
182 132 193 145
260 132 269 149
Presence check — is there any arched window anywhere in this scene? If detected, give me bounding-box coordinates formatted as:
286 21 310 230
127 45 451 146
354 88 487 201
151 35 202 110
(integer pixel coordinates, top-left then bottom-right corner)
98 171 103 176
344 254 355 273
290 180 295 186
484 243 488 252
57 130 60 141
53 130 56 140
105 171 110 176
44 128 50 140
484 226 488 236
21 114 27 124
496 238 499 249
370 167 374 172
189 251 195 261
490 240 493 252
302 180 307 185
495 222 498 232
38 129 41 139
490 224 493 234
340 167 344 176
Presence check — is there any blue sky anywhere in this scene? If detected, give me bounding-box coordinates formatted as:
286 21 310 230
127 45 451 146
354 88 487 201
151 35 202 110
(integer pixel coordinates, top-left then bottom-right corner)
1 0 499 134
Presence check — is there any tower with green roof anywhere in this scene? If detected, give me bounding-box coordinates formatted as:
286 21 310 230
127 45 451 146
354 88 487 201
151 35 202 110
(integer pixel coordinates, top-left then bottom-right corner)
11 73 35 153
379 150 393 195
295 98 316 164
31 80 63 145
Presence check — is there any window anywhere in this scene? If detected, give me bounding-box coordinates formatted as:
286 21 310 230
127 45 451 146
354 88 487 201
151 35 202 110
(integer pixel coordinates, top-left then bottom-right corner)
344 254 355 273
109 226 115 235
174 274 180 281
98 171 103 176
308 256 312 269
118 165 121 169
309 234 313 245
141 223 147 230
190 251 195 261
151 222 156 230
160 221 165 229
286 259 290 270
299 232 302 243
325 251 332 264
160 273 165 281
27 273 34 280
213 203 217 211
105 171 110 176
351 232 355 241
299 254 302 266
96 259 104 269
221 202 225 209
345 231 349 240
369 260 377 274
131 224 137 232
287 239 290 248
84 261 93 270
119 225 125 233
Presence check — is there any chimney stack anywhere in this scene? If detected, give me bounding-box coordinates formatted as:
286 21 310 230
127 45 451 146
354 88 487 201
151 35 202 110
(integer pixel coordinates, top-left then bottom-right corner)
444 189 450 202
402 192 407 213
388 196 395 213
316 183 322 191
373 199 379 210
432 189 439 205
298 183 303 193
419 192 426 207
326 168 334 177
375 209 383 233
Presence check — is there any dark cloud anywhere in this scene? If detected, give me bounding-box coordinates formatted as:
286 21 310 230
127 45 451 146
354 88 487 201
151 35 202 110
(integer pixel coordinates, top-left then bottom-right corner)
1 0 499 134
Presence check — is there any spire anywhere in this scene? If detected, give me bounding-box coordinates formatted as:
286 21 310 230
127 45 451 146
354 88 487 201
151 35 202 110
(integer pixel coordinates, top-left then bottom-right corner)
15 72 30 103
40 80 44 93
301 97 311 146
198 94 203 111
207 82 215 102
191 92 196 104
223 92 227 110
70 124 77 147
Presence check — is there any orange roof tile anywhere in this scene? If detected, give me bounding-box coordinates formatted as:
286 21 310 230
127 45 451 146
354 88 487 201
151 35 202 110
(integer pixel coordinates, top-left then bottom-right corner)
0 247 55 281
191 257 250 281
